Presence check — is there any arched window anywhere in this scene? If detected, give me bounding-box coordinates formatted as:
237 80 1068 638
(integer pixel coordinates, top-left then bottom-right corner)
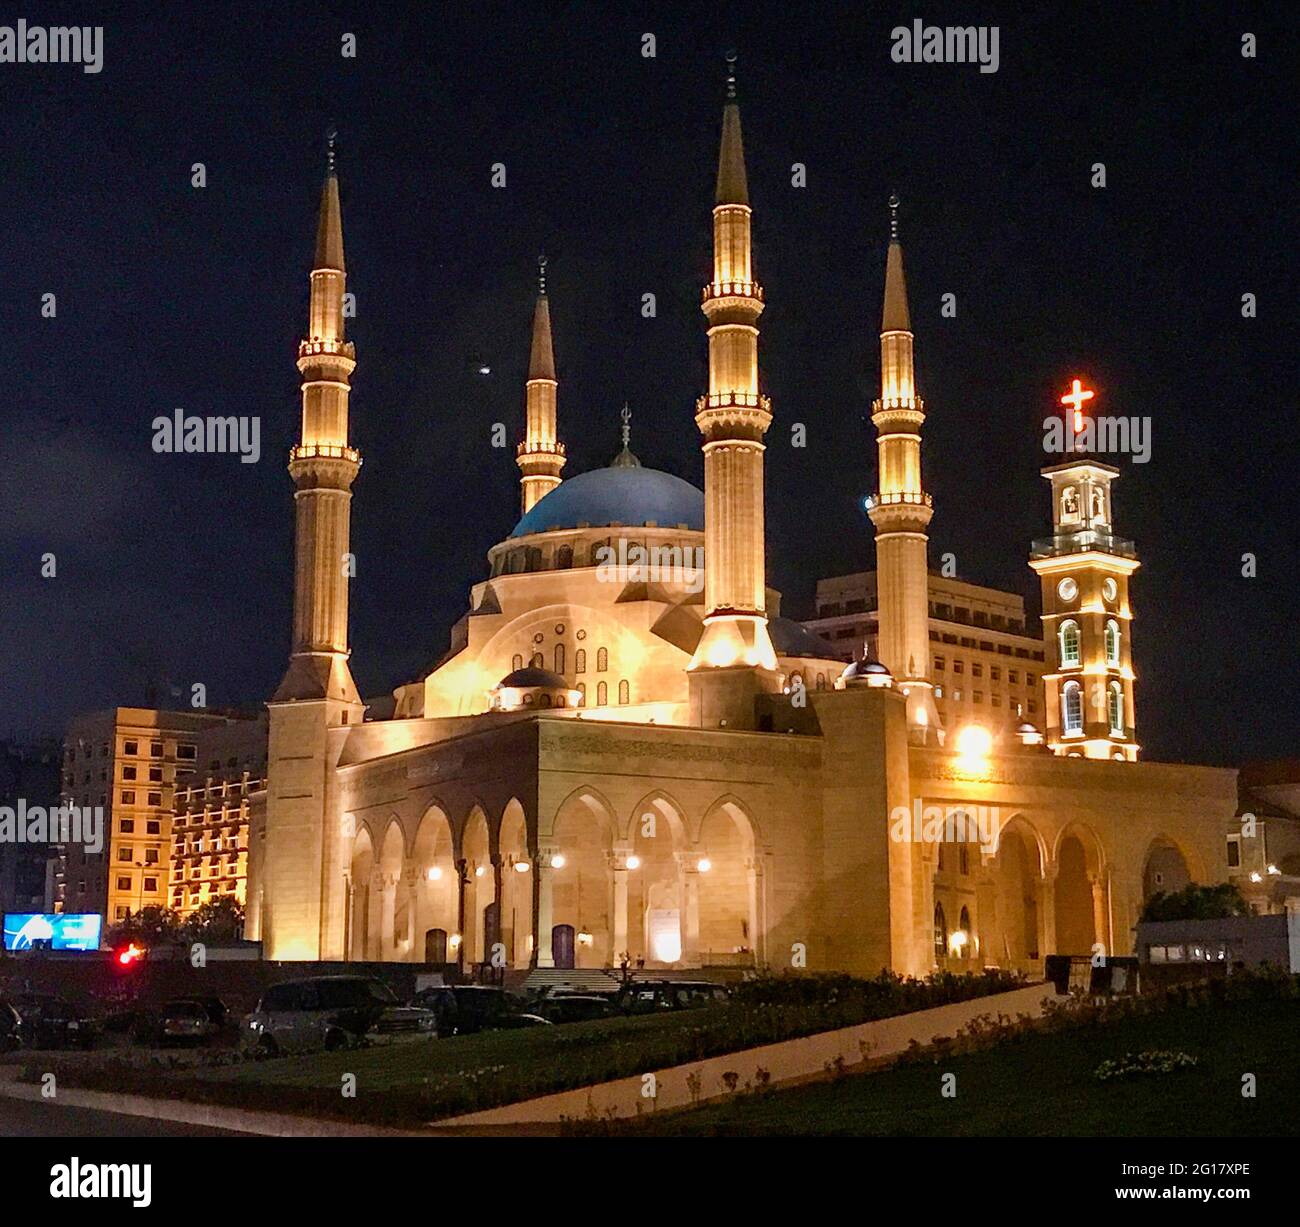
526 547 543 571
816 672 826 691
933 904 948 963
1108 680 1124 734
597 647 608 673
1060 485 1080 521
539 694 552 708
958 906 973 956
574 648 586 674
1062 680 1083 734
509 550 525 574
555 545 573 569
554 644 565 674
1104 618 1120 666
576 683 586 706
531 652 544 668
596 681 608 706
512 654 523 672
958 844 969 875
618 680 629 705
1059 620 1081 667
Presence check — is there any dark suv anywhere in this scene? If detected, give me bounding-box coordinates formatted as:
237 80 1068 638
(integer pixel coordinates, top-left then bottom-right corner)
616 981 730 1015
8 994 99 1049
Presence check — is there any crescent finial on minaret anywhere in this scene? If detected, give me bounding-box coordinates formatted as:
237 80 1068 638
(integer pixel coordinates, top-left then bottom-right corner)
725 49 738 100
326 124 338 176
888 193 900 241
537 252 547 296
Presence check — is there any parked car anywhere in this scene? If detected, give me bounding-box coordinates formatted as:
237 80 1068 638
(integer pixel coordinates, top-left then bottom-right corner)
410 984 548 1034
538 994 618 1025
243 976 436 1056
9 994 100 1049
616 981 730 1015
130 996 231 1047
156 998 225 1046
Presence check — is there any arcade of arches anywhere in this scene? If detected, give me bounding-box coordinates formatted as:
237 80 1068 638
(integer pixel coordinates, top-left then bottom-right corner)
932 811 1201 975
340 790 764 971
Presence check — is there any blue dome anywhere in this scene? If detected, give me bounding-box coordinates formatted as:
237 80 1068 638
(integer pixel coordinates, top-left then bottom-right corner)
509 465 704 538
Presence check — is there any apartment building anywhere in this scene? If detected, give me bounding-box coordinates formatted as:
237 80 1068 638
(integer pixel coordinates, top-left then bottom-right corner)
802 571 1048 734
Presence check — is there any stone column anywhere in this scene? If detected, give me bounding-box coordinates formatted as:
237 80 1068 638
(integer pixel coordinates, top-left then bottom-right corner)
455 859 468 972
402 864 418 961
366 869 384 961
379 871 397 961
611 847 630 966
491 857 505 971
535 845 557 968
1091 872 1111 956
746 856 763 968
680 857 701 967
1037 865 1058 957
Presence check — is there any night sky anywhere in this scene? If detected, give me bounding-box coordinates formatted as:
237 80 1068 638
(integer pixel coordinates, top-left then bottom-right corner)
1 2 1293 766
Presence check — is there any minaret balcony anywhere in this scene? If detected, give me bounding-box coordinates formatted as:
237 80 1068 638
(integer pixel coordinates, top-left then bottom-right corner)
694 392 772 437
290 443 362 465
515 440 567 458
697 391 770 412
865 491 932 510
702 280 764 304
297 339 356 360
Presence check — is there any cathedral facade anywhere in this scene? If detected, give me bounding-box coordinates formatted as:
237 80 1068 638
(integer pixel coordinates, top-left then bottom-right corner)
246 75 1238 980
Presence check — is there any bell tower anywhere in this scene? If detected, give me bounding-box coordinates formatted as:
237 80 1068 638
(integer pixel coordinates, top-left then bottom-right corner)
1029 383 1140 760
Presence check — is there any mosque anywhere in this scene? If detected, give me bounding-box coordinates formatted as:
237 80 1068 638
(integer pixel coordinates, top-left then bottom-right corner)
245 65 1241 979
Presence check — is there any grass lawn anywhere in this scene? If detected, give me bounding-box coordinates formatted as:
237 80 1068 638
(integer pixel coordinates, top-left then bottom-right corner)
22 972 1024 1127
620 997 1300 1137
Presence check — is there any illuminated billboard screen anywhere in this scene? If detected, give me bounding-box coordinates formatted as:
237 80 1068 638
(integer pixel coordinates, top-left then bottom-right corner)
2 913 103 952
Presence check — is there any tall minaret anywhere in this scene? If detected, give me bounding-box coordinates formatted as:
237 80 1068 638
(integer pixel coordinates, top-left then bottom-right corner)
688 54 777 728
516 255 565 513
866 197 942 742
262 131 365 962
273 129 363 708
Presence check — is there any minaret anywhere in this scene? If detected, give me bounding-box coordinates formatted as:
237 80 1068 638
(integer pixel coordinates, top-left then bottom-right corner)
1029 393 1140 760
262 131 364 962
866 196 942 742
516 255 565 514
272 131 364 707
688 53 778 728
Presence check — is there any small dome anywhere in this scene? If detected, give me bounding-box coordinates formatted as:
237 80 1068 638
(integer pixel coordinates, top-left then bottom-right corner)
496 667 568 690
509 465 704 538
840 656 893 688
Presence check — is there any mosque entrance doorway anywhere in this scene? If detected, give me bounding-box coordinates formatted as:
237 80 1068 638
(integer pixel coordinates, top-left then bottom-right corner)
425 928 448 964
552 924 575 969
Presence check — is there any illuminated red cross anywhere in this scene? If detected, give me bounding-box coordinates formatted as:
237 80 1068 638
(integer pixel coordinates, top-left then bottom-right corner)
1060 378 1095 432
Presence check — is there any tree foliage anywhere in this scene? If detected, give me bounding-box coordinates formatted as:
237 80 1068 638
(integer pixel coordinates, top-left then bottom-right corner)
1140 882 1249 922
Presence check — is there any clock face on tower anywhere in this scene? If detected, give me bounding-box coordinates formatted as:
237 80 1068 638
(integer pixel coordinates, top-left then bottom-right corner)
1102 578 1118 602
1057 577 1078 602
